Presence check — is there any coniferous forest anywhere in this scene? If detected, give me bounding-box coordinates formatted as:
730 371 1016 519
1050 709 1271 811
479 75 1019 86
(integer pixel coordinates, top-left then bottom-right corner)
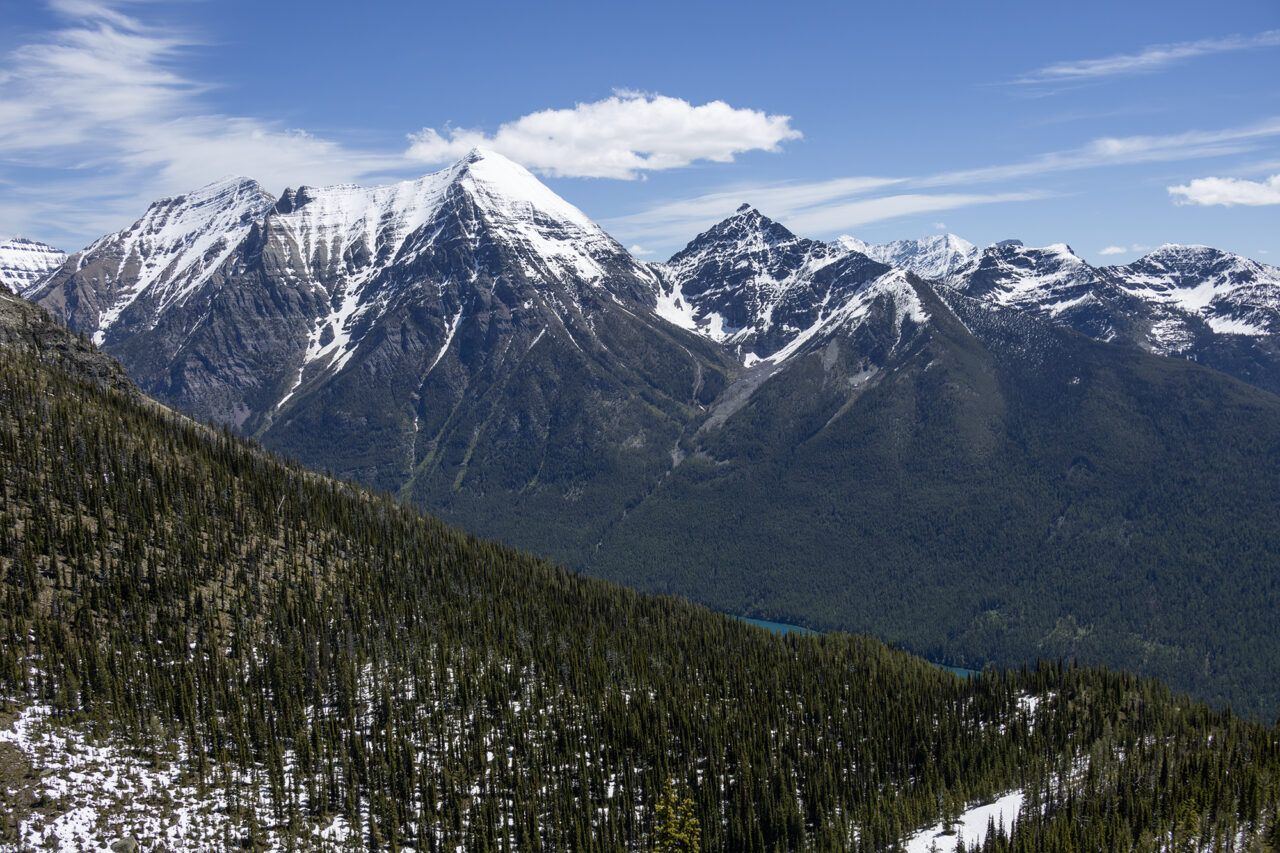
1 307 1279 850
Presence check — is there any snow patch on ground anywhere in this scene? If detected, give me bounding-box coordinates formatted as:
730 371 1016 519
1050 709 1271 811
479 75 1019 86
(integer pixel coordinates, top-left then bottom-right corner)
1206 315 1269 336
904 790 1025 853
653 277 698 332
0 702 348 852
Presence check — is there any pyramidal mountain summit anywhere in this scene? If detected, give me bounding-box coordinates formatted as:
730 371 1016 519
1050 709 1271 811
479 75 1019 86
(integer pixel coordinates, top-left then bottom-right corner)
24 149 1280 716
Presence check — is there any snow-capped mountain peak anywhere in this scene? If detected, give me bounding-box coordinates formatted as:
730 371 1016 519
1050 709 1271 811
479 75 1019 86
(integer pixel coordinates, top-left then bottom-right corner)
671 203 803 261
655 206 843 348
454 148 598 232
834 233 978 280
447 147 643 283
1104 244 1280 339
655 207 924 361
0 238 66 296
60 175 278 343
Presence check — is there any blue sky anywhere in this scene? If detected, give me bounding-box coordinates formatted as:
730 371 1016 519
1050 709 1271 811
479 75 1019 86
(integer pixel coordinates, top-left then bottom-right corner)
1 0 1277 264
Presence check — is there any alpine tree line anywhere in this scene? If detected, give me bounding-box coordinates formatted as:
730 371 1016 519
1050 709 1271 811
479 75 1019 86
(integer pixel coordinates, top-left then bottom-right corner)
0 342 1278 851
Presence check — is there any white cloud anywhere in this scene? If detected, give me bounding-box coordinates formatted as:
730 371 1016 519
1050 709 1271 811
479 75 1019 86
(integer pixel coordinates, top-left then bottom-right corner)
0 1 402 247
1168 173 1280 206
1014 29 1280 84
610 117 1280 257
932 222 947 230
782 193 1044 237
606 175 906 245
406 93 801 179
1098 243 1152 257
608 174 1045 250
920 119 1280 187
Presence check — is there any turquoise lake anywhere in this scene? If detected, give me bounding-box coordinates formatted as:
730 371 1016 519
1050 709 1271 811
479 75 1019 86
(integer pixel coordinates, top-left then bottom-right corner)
734 615 977 678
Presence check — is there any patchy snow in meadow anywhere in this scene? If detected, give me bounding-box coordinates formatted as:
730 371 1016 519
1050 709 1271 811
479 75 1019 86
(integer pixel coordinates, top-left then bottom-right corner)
0 703 355 852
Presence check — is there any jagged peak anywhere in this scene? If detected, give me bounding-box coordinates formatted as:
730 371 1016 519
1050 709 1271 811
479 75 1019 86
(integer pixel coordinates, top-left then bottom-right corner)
670 205 800 263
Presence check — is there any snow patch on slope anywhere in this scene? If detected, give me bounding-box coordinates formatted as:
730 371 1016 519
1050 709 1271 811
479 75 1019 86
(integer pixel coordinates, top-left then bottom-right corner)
653 276 699 332
904 791 1026 853
767 270 928 364
0 702 351 852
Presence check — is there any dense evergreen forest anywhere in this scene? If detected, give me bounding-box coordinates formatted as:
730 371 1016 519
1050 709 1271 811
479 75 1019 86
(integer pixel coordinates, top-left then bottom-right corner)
0 323 1278 850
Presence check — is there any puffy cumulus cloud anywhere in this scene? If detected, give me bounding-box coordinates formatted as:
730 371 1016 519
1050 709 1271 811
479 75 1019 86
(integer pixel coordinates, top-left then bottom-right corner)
406 93 801 179
1168 173 1280 207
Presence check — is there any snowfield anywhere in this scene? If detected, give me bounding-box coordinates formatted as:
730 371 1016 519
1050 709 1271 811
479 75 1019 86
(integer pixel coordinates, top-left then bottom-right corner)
904 790 1026 853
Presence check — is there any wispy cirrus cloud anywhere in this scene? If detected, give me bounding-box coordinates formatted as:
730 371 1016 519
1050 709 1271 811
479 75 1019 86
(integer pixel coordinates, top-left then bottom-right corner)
606 178 1046 249
406 92 802 180
919 119 1280 187
611 119 1280 253
0 1 402 246
3 5 805 248
1013 29 1280 85
1168 173 1280 206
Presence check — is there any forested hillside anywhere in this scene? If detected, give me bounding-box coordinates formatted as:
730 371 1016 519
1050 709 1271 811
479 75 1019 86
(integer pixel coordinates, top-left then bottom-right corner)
0 319 1278 851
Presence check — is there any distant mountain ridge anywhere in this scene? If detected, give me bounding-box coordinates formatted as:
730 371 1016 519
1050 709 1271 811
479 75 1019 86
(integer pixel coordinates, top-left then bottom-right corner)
0 237 66 295
943 240 1280 394
835 232 978 279
27 153 1280 716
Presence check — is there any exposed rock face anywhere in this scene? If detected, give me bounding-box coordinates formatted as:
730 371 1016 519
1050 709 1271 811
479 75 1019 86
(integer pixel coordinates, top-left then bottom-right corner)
0 286 134 393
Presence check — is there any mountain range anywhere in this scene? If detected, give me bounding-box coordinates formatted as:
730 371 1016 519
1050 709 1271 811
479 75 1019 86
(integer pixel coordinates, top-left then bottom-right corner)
21 149 1280 716
4 280 1277 851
